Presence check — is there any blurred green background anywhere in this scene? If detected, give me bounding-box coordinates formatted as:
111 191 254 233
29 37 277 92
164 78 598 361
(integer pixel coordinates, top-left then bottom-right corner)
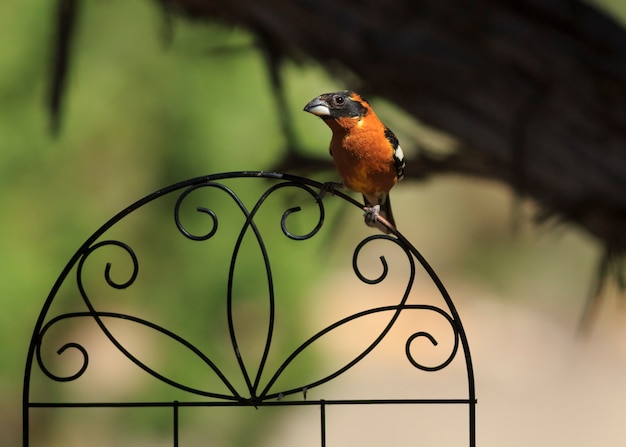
3 1 626 446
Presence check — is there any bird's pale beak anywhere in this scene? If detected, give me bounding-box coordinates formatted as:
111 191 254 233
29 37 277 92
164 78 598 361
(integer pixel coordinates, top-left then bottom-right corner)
303 97 330 116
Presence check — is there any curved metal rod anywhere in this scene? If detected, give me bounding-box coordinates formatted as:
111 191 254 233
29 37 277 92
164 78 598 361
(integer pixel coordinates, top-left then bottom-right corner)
36 339 88 383
36 311 240 399
387 218 476 439
23 171 475 446
174 181 261 395
173 179 326 400
260 304 458 400
224 181 325 398
223 182 273 398
259 234 416 397
74 241 242 399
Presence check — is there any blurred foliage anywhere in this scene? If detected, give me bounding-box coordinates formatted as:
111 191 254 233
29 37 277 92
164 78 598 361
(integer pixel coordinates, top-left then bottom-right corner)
0 1 342 445
3 1 624 446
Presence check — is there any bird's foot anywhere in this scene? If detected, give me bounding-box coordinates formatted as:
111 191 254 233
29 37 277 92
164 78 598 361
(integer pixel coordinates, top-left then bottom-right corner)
363 204 381 225
316 181 343 201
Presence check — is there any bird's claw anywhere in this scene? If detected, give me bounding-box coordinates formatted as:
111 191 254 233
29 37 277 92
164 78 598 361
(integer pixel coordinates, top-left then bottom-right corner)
316 181 343 201
363 204 381 224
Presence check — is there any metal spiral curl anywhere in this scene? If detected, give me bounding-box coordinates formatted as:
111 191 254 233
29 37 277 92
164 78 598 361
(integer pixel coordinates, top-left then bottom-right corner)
174 183 224 241
404 306 461 372
36 314 89 382
271 182 325 240
77 240 139 292
352 234 396 285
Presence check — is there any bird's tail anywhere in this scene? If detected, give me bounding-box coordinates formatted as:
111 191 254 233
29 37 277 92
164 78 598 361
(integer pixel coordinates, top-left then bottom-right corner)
363 194 396 234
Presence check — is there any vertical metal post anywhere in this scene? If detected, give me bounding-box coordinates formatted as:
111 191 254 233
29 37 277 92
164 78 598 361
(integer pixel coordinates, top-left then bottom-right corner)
22 406 28 447
320 400 326 447
173 401 179 447
470 402 476 447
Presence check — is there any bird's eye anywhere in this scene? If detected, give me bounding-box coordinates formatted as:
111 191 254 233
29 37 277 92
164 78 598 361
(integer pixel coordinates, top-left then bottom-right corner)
334 96 345 106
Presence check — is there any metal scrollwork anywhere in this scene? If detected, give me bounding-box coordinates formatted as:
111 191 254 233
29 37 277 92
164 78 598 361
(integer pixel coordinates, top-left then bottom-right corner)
80 240 139 291
404 307 460 372
23 171 475 447
36 314 89 383
174 182 223 241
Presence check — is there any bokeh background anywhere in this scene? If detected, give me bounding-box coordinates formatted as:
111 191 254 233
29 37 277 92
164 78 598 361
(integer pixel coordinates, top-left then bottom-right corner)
2 1 626 446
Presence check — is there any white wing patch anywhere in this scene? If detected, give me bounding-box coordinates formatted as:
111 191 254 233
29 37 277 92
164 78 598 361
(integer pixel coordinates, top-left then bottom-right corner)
384 127 405 181
394 144 405 181
395 144 404 163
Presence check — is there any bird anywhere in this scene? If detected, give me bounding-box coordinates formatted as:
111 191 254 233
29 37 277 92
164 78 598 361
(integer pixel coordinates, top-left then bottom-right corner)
303 90 405 233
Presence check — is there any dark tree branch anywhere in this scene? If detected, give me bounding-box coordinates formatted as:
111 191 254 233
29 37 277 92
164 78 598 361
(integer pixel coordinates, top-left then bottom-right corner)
49 0 626 319
154 0 626 257
48 0 80 136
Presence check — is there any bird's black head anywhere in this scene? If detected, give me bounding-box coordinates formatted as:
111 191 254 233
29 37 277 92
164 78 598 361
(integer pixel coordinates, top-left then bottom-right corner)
303 91 369 119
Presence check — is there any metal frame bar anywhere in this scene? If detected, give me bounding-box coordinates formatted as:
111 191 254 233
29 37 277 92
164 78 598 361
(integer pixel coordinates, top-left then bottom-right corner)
23 171 476 446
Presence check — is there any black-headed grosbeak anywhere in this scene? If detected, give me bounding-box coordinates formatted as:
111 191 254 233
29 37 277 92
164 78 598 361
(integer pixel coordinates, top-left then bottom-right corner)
304 91 405 233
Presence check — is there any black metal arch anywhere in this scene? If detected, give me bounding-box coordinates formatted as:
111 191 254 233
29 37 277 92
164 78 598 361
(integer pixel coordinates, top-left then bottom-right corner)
23 171 476 446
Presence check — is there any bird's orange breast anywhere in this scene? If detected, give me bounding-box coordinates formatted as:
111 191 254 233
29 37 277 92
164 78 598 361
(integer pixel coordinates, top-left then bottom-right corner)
329 116 399 197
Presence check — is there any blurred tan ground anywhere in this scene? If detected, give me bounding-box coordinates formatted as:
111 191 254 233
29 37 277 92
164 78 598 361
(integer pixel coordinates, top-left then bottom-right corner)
268 267 626 447
267 178 626 447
